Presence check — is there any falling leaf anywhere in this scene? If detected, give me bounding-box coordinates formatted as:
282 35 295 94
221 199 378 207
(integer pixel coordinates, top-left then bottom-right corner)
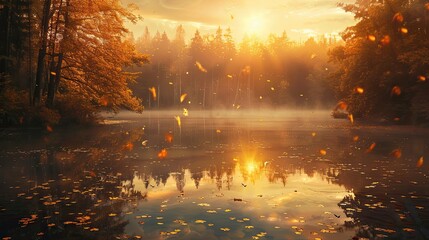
391 149 402 158
175 116 181 127
348 114 354 124
336 101 348 111
123 142 134 151
391 86 401 96
393 12 404 23
183 108 189 117
158 149 167 159
216 129 221 133
368 35 376 41
46 125 53 132
311 132 316 137
400 27 408 34
366 142 376 153
353 136 359 142
319 149 327 156
165 133 173 143
310 54 317 59
227 74 233 78
381 35 391 45
355 87 364 94
195 61 207 73
417 156 424 167
141 140 148 146
418 75 426 82
149 87 157 100
180 93 187 103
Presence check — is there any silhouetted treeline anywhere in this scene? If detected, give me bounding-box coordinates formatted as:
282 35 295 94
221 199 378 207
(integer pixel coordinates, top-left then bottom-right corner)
130 25 340 110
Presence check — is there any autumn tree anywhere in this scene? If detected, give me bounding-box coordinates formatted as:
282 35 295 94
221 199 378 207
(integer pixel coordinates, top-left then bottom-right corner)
330 0 429 123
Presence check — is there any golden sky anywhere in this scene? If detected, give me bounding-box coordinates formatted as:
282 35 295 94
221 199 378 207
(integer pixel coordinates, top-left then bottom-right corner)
124 0 356 42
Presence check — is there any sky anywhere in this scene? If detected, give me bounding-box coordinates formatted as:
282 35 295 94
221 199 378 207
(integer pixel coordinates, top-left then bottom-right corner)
123 0 356 43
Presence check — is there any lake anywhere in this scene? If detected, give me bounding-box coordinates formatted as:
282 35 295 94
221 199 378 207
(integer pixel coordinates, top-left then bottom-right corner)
1 110 428 240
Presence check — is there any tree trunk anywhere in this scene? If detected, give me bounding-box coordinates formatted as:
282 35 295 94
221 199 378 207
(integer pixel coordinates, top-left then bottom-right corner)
46 53 62 108
33 0 52 106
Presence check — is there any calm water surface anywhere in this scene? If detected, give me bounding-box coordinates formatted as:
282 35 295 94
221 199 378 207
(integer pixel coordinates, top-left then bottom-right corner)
0 110 428 240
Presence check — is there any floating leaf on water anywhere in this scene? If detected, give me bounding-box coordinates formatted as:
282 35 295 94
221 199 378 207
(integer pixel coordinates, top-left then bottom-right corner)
220 228 230 232
180 93 187 103
225 209 232 212
417 156 424 167
148 87 157 100
195 219 206 224
195 61 207 73
89 228 99 232
245 225 254 229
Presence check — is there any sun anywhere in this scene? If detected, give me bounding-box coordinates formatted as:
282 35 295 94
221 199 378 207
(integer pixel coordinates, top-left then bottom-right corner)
244 15 265 35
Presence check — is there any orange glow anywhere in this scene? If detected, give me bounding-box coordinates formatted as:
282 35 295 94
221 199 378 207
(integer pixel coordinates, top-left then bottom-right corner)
391 149 402 158
366 142 376 153
353 135 359 142
400 27 408 34
164 133 173 143
123 142 134 151
417 156 424 167
355 87 364 94
46 125 53 132
319 149 327 156
393 13 404 23
158 149 168 159
391 86 401 96
99 96 109 106
368 35 376 41
348 114 354 124
418 75 426 82
381 35 391 45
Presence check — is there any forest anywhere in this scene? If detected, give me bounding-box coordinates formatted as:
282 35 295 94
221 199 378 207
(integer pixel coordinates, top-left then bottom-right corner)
1 0 429 126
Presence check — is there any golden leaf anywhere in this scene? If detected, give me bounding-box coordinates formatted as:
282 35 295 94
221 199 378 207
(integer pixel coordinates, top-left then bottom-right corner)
183 108 189 117
355 87 364 94
180 93 187 103
148 87 157 100
320 149 327 156
195 61 207 73
175 116 181 127
368 35 376 41
400 27 408 34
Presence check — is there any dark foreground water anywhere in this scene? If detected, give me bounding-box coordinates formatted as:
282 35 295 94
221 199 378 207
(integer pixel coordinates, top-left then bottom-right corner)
0 110 428 240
